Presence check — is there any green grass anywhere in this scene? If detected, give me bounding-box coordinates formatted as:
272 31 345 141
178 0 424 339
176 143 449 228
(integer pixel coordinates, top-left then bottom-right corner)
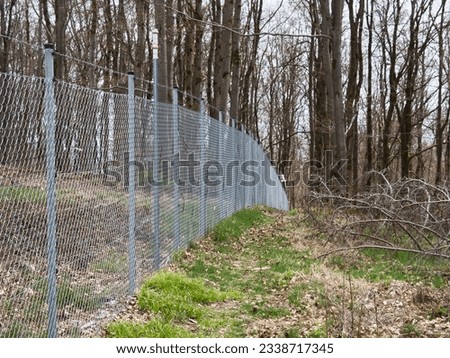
308 326 328 338
288 281 329 310
58 281 104 311
184 258 242 291
91 253 128 273
198 310 247 337
258 239 313 274
284 327 300 338
360 249 450 288
107 319 197 338
171 208 317 336
166 208 316 337
107 270 241 338
288 208 299 216
0 323 32 338
35 279 103 312
0 186 95 205
0 186 46 204
106 206 450 338
137 271 238 321
400 322 421 337
428 306 449 321
210 208 270 242
107 208 280 338
180 235 313 297
166 200 220 242
327 249 450 288
95 190 128 205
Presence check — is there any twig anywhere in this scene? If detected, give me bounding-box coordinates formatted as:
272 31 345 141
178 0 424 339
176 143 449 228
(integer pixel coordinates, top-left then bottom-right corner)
307 175 450 259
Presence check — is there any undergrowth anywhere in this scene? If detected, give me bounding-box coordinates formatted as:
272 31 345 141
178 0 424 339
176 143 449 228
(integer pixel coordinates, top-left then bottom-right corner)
107 207 305 338
327 248 450 289
105 207 449 338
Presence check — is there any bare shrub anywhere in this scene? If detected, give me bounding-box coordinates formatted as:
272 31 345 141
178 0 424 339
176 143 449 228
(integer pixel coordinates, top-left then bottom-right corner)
305 174 450 259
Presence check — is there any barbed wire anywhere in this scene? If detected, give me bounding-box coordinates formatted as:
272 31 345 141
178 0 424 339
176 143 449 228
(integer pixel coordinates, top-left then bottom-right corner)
56 52 129 81
165 5 331 40
0 33 155 93
0 33 259 130
0 32 42 51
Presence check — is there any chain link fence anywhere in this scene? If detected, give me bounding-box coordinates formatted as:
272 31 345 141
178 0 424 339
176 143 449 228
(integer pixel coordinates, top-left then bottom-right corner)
0 45 288 337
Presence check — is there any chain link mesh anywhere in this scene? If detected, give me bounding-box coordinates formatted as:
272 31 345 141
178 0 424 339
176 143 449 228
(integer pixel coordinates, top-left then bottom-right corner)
0 53 288 337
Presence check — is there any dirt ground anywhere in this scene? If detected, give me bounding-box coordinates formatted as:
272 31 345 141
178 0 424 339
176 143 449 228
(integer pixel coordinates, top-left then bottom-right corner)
245 213 450 338
111 210 450 338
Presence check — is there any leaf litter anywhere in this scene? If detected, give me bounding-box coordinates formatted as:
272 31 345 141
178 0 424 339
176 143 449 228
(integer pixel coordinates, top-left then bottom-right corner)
105 209 449 338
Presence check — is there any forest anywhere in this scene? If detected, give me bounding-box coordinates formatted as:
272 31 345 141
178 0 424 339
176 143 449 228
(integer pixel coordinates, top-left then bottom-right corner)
1 0 450 200
1 0 450 339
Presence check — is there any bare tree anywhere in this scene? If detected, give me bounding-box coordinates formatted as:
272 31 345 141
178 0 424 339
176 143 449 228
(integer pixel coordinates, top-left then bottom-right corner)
398 0 434 178
239 0 263 138
435 0 447 184
0 0 18 72
135 0 148 90
213 0 234 119
344 0 364 193
364 0 374 186
329 0 346 172
313 0 347 188
55 0 66 79
154 0 168 102
88 0 98 87
229 0 242 121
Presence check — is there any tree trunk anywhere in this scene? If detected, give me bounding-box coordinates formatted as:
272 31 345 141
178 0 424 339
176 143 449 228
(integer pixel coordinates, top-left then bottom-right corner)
207 0 220 115
183 2 195 107
55 0 66 80
135 0 147 90
154 0 168 103
214 0 234 118
41 0 52 43
166 0 174 99
308 34 315 168
380 1 401 175
0 0 17 165
344 0 364 192
229 0 242 121
88 0 98 88
330 0 347 169
435 0 446 184
365 0 373 186
192 0 205 109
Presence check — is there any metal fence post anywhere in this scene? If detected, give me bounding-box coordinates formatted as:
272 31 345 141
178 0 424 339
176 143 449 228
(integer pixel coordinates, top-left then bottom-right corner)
257 144 261 206
199 99 206 237
172 87 180 249
241 124 245 210
253 135 257 207
44 43 57 338
231 119 236 214
218 111 225 220
259 145 268 206
127 72 136 295
249 132 254 207
152 29 161 270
